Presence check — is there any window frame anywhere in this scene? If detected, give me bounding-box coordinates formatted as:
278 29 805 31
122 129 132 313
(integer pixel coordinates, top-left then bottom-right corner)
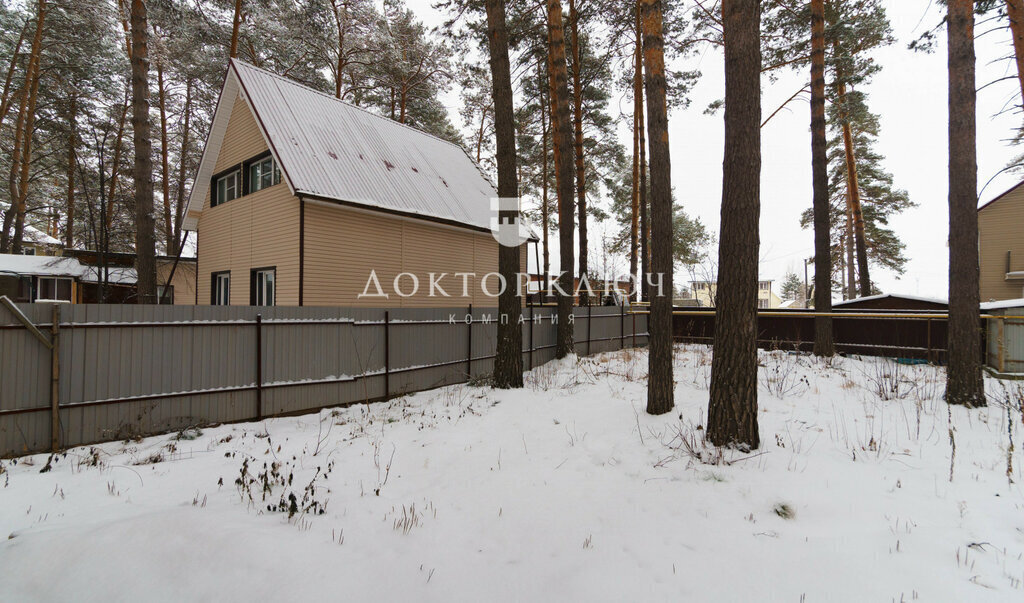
35 276 73 302
250 266 276 306
211 167 241 207
245 152 281 195
211 271 231 306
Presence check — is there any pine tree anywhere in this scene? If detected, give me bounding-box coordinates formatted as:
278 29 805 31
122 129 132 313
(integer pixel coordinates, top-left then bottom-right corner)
546 0 575 359
641 0 673 415
130 0 156 303
946 0 986 407
708 0 761 449
485 0 523 389
810 0 833 355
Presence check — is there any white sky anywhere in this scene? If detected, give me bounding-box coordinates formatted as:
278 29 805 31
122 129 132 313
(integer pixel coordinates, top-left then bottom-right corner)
411 0 1023 300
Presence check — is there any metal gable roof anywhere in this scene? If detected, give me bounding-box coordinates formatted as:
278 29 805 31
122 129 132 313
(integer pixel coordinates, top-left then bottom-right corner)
186 59 516 236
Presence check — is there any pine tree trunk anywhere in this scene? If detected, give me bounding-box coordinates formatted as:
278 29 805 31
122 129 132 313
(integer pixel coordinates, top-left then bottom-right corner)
174 78 193 248
230 0 243 58
641 0 674 415
546 0 576 358
0 20 28 131
1006 0 1024 105
845 200 856 298
8 0 46 255
946 0 986 407
65 97 77 248
810 0 833 356
636 2 649 302
836 77 871 297
570 0 588 305
485 0 523 389
540 60 551 281
630 5 641 297
708 0 761 449
106 88 130 225
157 54 173 254
131 0 157 303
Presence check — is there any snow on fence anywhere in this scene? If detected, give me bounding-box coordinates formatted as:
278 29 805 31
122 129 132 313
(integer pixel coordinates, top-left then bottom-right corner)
0 303 648 457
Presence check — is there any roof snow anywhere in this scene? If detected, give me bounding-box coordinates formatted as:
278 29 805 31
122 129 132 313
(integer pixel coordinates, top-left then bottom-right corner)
185 60 533 239
0 203 62 246
0 254 87 278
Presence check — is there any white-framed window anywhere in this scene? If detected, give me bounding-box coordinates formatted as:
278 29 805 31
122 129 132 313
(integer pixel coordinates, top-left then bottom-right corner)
212 271 230 305
247 156 281 193
36 277 73 302
252 268 275 306
213 170 240 207
21 247 35 255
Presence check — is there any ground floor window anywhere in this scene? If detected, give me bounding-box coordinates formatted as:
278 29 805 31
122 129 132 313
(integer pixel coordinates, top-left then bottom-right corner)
212 271 230 305
36 277 73 302
251 267 275 306
157 285 174 304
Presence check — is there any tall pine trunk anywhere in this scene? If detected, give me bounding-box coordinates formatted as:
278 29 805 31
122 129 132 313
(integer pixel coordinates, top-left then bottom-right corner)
546 0 576 358
946 0 985 407
570 0 588 304
230 0 243 58
157 53 173 254
641 0 673 415
539 59 551 281
845 200 856 298
174 78 193 249
836 76 871 297
8 0 46 255
1006 0 1024 105
636 2 649 302
65 97 77 248
708 0 761 449
630 49 640 294
485 0 523 389
131 0 157 303
810 0 833 356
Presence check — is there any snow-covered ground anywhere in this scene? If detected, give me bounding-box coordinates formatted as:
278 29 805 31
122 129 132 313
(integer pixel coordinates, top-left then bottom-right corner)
2 345 1023 602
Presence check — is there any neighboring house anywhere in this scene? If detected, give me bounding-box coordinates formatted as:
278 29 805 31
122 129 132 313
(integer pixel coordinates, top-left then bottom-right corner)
183 60 533 307
0 254 85 302
834 293 947 312
979 180 1024 301
64 250 197 305
0 202 63 256
0 253 196 304
689 280 781 309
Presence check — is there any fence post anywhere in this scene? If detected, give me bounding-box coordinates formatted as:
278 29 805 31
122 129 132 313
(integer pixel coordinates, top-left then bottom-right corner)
255 313 263 420
998 316 1006 374
620 304 625 349
384 310 390 397
528 305 534 370
926 318 932 364
50 304 60 453
587 304 593 356
466 304 473 380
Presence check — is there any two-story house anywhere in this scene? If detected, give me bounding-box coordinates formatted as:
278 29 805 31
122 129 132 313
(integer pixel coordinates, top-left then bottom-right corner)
979 180 1024 302
183 60 533 307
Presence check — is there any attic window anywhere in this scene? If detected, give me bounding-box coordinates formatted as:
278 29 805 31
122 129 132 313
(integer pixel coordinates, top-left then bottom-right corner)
248 156 281 193
213 169 240 207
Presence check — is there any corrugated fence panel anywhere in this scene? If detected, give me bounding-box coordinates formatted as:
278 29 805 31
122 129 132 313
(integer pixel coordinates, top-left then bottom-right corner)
0 303 646 456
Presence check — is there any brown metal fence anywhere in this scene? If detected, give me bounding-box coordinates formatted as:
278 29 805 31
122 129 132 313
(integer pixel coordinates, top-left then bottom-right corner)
670 308 952 362
0 302 647 457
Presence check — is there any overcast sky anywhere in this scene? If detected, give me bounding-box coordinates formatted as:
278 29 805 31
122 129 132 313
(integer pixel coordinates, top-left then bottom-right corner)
411 1 1023 300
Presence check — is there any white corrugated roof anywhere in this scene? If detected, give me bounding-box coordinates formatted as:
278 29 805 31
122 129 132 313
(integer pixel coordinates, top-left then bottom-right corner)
0 254 86 277
185 60 529 238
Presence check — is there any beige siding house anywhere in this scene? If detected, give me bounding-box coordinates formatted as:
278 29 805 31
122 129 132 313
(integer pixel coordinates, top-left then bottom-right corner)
979 181 1024 302
184 60 531 307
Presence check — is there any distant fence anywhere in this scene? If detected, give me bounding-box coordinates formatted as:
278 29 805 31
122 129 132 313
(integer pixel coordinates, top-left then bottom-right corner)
670 308 951 363
0 303 648 457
